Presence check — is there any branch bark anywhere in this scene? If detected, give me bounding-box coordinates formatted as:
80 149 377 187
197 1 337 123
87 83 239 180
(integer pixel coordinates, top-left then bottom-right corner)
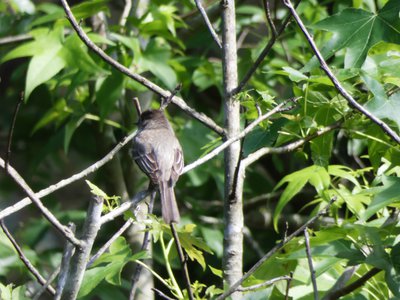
60 196 104 300
221 0 242 298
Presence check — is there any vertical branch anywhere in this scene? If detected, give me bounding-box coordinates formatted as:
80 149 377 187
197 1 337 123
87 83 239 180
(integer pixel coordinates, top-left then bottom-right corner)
304 228 318 300
60 196 104 300
221 0 243 298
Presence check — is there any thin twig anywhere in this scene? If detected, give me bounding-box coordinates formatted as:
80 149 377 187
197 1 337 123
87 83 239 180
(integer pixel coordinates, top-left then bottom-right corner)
194 0 222 48
285 272 293 300
5 92 23 174
60 0 224 136
237 275 291 292
33 267 60 300
119 0 132 28
324 268 382 300
0 130 137 221
263 0 277 37
151 288 175 300
100 190 151 225
161 83 183 110
87 218 134 268
0 33 33 45
234 0 301 95
170 222 194 300
0 220 56 296
322 266 358 300
0 158 81 247
55 223 76 300
283 0 400 144
242 121 341 167
304 228 318 300
129 191 156 300
133 97 142 116
215 197 336 300
183 98 299 174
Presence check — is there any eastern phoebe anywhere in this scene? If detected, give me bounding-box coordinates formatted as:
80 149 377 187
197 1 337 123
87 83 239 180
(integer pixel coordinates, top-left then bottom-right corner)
132 109 184 223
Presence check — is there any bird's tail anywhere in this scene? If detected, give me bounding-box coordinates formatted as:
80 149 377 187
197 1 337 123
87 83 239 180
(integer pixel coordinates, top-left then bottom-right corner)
159 181 180 223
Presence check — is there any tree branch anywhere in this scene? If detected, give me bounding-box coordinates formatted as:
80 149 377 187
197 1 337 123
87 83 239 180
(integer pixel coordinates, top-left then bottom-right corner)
0 130 136 221
304 228 318 300
0 158 81 247
183 99 297 174
60 196 104 299
283 0 400 144
194 0 222 48
60 0 224 136
215 197 336 300
323 268 382 300
233 0 301 95
237 275 291 292
0 220 56 296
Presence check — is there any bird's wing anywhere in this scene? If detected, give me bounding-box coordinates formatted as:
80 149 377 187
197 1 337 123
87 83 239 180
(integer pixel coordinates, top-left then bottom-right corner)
132 137 160 184
171 145 184 184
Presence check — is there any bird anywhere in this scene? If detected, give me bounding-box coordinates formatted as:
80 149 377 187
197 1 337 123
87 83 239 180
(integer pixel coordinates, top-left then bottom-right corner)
132 109 184 223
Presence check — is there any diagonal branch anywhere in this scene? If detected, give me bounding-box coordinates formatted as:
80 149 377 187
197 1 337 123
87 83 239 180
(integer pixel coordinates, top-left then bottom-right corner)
0 130 136 221
283 0 400 144
0 158 81 247
215 197 336 300
183 99 298 174
0 220 56 296
233 0 301 95
60 0 224 136
194 0 222 48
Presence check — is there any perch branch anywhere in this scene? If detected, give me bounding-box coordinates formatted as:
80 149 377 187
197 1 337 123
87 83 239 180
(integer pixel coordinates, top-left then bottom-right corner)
304 228 318 300
0 130 136 221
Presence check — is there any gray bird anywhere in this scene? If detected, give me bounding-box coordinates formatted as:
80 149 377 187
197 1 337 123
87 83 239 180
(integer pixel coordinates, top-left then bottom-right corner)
132 109 183 223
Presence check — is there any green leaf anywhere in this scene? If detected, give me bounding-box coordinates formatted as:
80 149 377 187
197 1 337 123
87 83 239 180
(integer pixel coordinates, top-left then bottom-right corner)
95 70 125 120
175 224 213 270
362 176 400 220
64 115 85 153
85 180 108 199
282 66 308 82
273 166 330 231
365 91 400 132
309 0 400 68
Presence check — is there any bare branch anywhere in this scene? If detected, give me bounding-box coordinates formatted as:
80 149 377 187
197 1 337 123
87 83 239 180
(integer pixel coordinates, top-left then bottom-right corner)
0 220 56 296
215 197 336 300
60 0 224 136
322 266 358 300
0 158 81 247
323 268 382 300
263 0 277 37
129 191 156 300
285 272 293 300
0 33 33 45
55 223 76 300
61 196 104 299
170 222 194 300
133 97 142 116
87 218 134 268
183 99 297 174
237 275 291 292
0 130 137 221
242 121 341 167
5 92 23 174
283 0 400 144
234 0 301 95
304 228 318 300
119 0 132 28
194 0 222 48
100 190 151 225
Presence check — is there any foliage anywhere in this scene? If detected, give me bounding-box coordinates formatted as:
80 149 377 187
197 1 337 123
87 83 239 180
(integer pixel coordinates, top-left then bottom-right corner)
1 0 400 299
